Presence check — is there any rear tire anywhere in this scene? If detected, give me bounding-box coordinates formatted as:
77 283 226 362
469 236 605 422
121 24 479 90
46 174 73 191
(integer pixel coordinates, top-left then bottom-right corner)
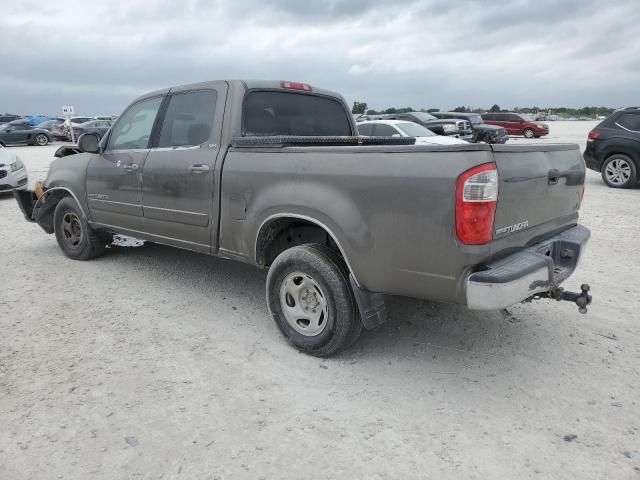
523 128 535 138
601 154 637 188
266 244 362 357
54 197 107 260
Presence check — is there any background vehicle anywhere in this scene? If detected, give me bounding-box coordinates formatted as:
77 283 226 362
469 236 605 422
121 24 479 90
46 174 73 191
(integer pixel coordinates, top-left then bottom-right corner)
0 114 21 124
15 80 591 356
0 144 28 192
0 121 52 146
482 112 549 138
52 116 95 140
381 111 473 140
36 119 65 132
72 120 112 140
432 112 508 144
584 107 640 188
357 120 468 145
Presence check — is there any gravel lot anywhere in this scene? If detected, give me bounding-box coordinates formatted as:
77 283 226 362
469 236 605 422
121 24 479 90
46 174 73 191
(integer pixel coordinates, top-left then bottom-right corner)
1 121 639 479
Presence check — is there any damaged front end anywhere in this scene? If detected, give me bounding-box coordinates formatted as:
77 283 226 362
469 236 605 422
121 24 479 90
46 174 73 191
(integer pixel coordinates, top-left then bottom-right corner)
14 182 74 234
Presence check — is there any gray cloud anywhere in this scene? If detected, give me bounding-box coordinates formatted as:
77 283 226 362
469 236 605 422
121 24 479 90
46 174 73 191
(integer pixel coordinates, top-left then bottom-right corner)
1 0 638 116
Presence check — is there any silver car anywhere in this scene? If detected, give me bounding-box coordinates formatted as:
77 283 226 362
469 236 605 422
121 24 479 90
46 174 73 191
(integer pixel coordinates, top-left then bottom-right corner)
0 144 28 192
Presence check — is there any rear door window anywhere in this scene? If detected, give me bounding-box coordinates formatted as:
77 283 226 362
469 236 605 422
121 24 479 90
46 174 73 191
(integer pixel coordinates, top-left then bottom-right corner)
357 124 373 136
373 124 400 136
243 91 352 136
157 90 217 147
616 114 640 132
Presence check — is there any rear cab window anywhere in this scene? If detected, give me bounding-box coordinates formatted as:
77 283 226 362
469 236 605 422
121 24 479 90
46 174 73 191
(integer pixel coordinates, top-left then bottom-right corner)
243 91 353 136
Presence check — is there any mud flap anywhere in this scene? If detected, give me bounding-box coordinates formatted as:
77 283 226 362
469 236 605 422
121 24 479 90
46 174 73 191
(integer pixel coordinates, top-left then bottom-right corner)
349 275 388 329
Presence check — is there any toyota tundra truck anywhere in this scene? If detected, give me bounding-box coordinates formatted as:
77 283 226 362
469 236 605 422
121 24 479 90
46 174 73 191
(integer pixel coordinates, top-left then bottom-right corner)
14 80 592 357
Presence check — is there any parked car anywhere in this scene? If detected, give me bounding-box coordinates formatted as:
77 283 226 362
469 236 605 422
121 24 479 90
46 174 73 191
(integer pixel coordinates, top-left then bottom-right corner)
36 119 65 132
481 112 549 138
22 116 61 126
381 111 473 140
0 114 21 124
0 121 52 146
15 79 591 357
0 144 28 192
583 107 640 188
431 112 508 144
72 120 112 140
52 116 95 140
357 120 468 145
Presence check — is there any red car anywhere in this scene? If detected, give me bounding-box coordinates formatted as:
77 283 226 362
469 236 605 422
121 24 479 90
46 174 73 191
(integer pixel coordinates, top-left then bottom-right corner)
481 112 549 138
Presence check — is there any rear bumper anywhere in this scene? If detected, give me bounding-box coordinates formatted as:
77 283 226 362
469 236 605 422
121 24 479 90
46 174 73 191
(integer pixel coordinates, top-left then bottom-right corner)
583 145 602 171
466 225 590 310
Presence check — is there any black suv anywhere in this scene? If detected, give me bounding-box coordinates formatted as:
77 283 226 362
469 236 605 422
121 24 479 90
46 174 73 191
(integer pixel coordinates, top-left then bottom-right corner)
432 112 508 144
359 111 473 140
584 107 640 188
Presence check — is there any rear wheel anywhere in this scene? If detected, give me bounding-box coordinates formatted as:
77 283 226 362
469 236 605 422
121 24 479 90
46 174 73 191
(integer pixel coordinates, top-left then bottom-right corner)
523 128 535 139
34 134 49 146
601 154 637 188
266 244 362 357
54 197 108 260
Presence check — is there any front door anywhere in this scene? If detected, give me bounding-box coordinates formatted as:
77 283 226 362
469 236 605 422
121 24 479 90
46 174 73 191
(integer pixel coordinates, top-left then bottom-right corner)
86 95 164 231
141 85 225 252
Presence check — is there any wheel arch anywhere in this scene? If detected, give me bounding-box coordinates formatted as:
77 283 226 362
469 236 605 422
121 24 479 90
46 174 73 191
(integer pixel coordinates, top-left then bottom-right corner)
602 149 640 169
255 213 361 286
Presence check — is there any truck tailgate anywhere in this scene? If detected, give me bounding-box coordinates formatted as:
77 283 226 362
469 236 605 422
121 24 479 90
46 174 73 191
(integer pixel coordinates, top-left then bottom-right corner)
491 144 585 241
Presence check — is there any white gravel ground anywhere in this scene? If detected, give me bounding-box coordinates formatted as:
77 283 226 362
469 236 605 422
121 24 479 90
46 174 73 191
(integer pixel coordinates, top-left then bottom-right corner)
1 122 639 479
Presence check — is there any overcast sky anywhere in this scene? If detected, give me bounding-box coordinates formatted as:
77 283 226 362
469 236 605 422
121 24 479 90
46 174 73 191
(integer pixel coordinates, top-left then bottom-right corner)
1 0 639 116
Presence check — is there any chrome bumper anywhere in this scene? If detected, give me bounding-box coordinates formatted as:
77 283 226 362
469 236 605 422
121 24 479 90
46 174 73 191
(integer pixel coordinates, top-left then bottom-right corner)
466 225 590 310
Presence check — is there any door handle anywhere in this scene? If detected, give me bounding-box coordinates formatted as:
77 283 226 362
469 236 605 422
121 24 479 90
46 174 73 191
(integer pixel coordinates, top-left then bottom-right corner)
124 163 138 172
189 164 210 173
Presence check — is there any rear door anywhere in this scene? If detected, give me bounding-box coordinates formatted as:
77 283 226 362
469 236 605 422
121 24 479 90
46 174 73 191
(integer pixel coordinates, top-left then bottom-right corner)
86 95 164 231
491 144 585 241
140 84 226 252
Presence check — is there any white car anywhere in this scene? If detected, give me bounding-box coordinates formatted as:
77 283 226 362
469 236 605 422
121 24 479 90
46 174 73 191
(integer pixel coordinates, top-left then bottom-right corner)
0 144 28 192
356 120 468 145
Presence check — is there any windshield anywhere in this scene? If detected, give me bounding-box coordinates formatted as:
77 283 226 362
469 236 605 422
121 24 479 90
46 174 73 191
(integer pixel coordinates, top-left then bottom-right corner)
396 122 435 137
468 115 483 124
519 114 534 121
410 112 437 121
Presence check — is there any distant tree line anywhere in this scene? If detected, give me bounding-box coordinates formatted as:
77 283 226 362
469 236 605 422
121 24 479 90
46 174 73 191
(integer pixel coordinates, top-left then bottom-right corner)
352 101 616 118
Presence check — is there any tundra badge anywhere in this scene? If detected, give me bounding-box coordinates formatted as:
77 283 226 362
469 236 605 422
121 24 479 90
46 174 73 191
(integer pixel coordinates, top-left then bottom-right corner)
495 220 529 236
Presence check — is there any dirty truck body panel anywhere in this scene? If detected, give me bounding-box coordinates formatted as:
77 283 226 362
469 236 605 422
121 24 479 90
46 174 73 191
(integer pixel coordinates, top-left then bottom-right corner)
23 79 589 311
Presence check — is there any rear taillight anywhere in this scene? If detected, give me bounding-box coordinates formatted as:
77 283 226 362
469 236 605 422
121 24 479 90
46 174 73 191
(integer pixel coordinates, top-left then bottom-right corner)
456 163 498 245
280 81 312 92
588 130 600 140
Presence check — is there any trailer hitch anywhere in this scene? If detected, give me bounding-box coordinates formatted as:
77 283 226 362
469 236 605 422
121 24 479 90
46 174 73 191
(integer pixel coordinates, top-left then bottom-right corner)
540 283 592 314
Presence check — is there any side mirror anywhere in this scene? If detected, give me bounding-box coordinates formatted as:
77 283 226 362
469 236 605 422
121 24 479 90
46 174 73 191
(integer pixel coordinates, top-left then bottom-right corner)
78 133 101 153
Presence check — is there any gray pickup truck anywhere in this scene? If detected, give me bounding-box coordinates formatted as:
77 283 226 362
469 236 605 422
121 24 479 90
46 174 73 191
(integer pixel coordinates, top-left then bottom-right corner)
15 80 592 356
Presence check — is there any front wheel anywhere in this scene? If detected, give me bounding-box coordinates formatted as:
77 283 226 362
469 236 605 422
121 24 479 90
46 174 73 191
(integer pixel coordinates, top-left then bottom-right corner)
523 128 535 138
54 197 108 260
34 134 49 146
266 244 362 357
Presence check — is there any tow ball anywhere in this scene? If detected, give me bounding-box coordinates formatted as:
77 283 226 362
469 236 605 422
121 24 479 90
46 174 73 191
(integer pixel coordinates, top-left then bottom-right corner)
541 284 593 314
